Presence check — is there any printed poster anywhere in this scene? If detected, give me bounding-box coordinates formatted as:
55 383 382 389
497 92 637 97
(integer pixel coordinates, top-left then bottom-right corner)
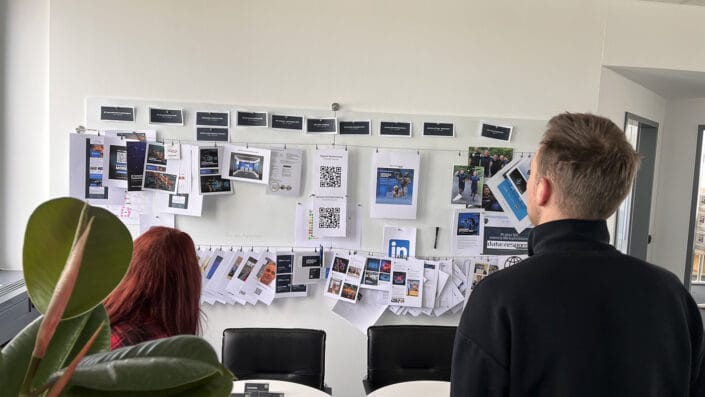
313 197 347 237
370 150 420 219
451 208 484 256
324 253 365 303
198 146 233 195
142 143 179 193
485 157 532 233
267 148 304 196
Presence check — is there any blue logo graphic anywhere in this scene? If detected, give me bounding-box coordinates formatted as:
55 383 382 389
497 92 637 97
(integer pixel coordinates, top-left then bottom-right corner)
388 239 410 258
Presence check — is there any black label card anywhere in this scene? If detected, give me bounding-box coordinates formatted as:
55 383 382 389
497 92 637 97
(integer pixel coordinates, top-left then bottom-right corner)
271 114 304 130
100 106 135 122
480 123 513 141
306 118 337 133
379 121 412 136
196 127 229 142
149 108 184 125
423 122 454 137
339 121 371 135
237 111 268 127
196 111 229 127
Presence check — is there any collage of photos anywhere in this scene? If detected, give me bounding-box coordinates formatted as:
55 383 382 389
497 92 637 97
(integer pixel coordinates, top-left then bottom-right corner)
142 143 178 193
325 254 364 303
451 165 484 206
199 147 232 195
361 257 392 290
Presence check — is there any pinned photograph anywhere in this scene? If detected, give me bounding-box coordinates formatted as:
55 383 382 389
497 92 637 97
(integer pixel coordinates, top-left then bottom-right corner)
451 165 484 206
407 280 420 296
376 168 414 205
340 283 358 300
332 256 349 273
255 259 277 287
197 145 232 195
143 170 177 193
327 278 342 295
468 146 514 179
222 145 271 185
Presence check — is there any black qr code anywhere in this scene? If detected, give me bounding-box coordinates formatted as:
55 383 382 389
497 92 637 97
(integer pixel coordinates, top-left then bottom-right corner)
319 207 340 229
319 166 342 188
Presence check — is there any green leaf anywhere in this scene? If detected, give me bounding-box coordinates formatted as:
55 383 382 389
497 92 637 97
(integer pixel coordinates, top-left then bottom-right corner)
33 305 110 389
57 336 233 393
0 306 110 396
23 197 132 319
63 372 234 397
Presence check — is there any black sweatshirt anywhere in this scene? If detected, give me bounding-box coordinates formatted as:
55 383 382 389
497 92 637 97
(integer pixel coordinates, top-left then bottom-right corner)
451 219 705 397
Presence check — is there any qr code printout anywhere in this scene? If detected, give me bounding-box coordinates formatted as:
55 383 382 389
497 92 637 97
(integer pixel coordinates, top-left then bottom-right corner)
319 166 342 188
319 207 340 229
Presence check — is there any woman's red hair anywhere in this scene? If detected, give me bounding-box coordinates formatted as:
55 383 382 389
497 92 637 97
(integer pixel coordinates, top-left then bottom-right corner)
105 226 201 336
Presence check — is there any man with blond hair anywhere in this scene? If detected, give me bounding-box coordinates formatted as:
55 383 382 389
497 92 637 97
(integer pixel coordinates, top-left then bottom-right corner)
451 113 704 396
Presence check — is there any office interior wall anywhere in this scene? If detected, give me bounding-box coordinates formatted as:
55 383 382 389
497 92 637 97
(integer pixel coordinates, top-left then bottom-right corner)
0 0 685 395
603 0 705 72
596 66 667 263
650 99 705 281
0 0 49 269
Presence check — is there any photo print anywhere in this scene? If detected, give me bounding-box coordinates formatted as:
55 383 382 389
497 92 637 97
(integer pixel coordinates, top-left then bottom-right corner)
222 144 271 185
102 136 128 189
126 141 147 191
470 257 500 292
361 257 393 290
292 251 323 285
198 146 233 195
482 185 504 212
388 258 424 307
451 208 484 256
468 146 514 179
370 150 420 219
486 157 533 233
324 253 364 303
141 143 179 193
451 165 484 206
274 253 308 298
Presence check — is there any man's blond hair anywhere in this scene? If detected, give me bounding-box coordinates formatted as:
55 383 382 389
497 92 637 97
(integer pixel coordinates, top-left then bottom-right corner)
536 113 641 220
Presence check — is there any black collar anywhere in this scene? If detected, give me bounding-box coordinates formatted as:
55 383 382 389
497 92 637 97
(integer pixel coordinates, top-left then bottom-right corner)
528 219 613 256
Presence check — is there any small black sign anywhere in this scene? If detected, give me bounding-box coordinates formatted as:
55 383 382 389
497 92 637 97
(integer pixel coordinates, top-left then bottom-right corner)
271 114 304 131
149 108 184 125
100 106 135 122
306 118 337 134
339 121 371 135
196 127 229 142
379 121 412 137
480 122 513 141
196 111 229 127
423 122 454 137
237 111 268 127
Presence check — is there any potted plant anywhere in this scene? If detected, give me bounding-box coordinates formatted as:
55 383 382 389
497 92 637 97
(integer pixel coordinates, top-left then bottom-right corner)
0 197 233 396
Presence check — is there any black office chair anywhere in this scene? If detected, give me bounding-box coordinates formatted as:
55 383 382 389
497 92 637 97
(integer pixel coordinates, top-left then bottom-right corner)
222 328 330 393
363 325 457 393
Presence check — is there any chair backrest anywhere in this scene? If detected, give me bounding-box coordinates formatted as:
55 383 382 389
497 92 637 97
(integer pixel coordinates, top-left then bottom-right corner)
222 328 326 390
366 325 456 392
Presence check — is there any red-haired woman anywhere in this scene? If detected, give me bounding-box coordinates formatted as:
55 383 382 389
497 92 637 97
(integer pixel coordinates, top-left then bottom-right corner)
104 226 202 350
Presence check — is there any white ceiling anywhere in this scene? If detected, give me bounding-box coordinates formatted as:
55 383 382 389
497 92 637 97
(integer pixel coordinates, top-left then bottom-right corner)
639 0 705 6
606 66 705 99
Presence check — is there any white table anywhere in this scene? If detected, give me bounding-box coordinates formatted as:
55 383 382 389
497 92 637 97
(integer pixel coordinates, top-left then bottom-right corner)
232 379 329 397
367 380 450 397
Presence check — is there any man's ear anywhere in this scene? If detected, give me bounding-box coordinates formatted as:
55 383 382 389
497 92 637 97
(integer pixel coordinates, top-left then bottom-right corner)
536 176 552 206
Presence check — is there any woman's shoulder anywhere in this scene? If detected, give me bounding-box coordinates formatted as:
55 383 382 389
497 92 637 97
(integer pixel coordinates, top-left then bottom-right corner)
110 319 169 350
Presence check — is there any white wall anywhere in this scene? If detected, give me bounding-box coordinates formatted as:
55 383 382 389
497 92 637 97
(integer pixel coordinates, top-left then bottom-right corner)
596 67 667 262
0 0 49 270
650 99 705 280
0 0 693 395
604 0 705 72
44 1 610 395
